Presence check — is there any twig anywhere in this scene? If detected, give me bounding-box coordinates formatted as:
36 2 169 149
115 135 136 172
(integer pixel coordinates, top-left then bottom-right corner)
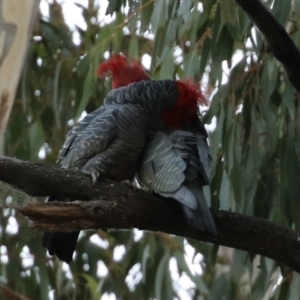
236 0 300 93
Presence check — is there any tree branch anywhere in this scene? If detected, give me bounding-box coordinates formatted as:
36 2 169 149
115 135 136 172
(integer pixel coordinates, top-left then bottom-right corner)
1 156 300 272
236 0 300 93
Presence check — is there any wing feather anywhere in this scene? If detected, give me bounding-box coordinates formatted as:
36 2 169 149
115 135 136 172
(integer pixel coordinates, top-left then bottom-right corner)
59 106 119 169
137 132 186 193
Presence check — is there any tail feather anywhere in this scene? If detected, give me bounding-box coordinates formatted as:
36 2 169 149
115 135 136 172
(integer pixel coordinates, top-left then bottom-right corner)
182 184 217 238
182 205 217 238
42 231 80 263
43 196 80 263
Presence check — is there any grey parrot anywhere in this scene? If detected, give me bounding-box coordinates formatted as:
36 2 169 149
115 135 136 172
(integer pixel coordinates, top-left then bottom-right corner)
42 79 206 263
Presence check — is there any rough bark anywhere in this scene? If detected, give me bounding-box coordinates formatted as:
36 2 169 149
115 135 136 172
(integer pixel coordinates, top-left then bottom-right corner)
0 0 40 154
236 0 300 93
0 156 300 272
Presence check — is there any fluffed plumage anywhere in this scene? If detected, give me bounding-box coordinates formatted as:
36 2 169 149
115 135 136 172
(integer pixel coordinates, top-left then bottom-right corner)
43 79 198 262
44 53 216 263
137 130 217 237
97 53 151 88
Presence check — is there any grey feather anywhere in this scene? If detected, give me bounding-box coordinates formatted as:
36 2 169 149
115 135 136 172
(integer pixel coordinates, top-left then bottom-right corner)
138 132 186 192
44 79 187 262
196 136 212 184
159 186 198 210
137 129 216 237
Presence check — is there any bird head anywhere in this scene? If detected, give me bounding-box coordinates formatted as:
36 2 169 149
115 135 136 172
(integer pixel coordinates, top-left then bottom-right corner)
98 53 208 130
163 80 208 130
97 53 151 88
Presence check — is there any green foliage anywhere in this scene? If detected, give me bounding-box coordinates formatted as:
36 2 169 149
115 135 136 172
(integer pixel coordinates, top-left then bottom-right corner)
1 0 300 299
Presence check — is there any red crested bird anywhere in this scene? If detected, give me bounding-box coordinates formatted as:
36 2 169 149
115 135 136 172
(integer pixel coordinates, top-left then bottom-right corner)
98 54 215 235
43 54 216 263
97 53 151 88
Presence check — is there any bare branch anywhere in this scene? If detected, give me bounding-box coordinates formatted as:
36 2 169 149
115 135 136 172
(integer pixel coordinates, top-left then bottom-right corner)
0 156 106 200
0 156 300 272
236 0 300 93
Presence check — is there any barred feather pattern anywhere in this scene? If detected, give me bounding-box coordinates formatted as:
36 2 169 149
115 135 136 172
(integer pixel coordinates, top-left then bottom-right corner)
57 80 179 180
137 129 217 238
43 79 183 263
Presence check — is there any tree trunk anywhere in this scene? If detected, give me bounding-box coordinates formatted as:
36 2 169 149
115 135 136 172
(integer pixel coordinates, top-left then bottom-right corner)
0 0 40 154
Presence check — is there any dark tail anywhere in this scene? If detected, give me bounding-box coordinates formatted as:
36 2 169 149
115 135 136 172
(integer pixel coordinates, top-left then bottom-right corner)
183 184 217 238
42 231 79 263
42 196 79 263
